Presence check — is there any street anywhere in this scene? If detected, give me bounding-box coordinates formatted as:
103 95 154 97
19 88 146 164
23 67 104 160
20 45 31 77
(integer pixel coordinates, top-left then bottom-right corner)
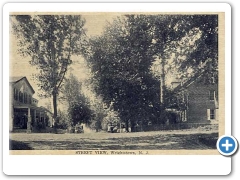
10 129 218 150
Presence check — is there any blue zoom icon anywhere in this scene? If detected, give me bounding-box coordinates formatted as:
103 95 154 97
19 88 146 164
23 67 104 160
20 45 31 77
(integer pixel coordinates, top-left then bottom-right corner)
217 135 238 156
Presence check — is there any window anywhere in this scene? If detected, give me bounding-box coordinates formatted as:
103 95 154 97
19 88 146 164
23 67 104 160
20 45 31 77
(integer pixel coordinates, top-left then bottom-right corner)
210 109 215 119
28 95 32 104
24 93 28 104
211 77 215 84
14 89 18 100
209 90 215 100
19 92 23 102
207 109 215 120
23 93 26 103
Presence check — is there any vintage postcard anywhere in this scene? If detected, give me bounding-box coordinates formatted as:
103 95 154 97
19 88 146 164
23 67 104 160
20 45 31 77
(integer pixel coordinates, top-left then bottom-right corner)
3 3 232 175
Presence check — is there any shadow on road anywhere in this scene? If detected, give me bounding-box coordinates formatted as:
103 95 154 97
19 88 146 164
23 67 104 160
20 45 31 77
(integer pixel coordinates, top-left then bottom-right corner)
9 132 218 150
10 140 33 150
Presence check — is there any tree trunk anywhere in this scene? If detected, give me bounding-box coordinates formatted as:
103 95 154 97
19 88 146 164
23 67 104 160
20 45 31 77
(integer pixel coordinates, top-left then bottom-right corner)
125 119 129 132
160 75 165 106
160 54 166 107
52 91 58 131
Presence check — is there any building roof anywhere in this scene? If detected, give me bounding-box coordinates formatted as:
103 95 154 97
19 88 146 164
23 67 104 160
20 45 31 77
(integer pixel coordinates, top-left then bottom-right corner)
10 76 35 94
172 72 204 93
172 69 219 94
39 106 53 115
9 76 25 83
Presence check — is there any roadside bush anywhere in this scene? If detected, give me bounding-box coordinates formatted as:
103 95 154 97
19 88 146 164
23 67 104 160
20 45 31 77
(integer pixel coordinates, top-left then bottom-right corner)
57 110 70 129
36 122 44 130
101 110 120 131
159 110 180 125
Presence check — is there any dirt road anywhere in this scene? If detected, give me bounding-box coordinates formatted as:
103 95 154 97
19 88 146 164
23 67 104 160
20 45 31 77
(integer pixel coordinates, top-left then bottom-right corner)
10 129 218 150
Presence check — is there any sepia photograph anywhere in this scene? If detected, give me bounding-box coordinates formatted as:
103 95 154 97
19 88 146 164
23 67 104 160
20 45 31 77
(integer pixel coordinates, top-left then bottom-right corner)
8 11 224 155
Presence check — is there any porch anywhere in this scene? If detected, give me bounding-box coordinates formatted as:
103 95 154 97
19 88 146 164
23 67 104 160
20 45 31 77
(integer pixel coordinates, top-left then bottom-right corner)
10 105 49 133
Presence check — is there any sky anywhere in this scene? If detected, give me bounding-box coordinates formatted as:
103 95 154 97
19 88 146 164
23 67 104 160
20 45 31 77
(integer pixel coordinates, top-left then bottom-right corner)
83 13 119 37
10 13 118 107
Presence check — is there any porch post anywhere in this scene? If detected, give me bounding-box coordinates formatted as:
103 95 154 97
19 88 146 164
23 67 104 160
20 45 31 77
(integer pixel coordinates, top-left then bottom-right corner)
27 107 32 133
33 109 36 129
9 105 14 132
39 111 41 122
215 109 219 121
43 112 46 128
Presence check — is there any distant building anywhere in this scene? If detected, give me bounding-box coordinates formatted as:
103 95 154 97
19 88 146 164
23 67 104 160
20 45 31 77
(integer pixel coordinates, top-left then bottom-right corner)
167 73 218 123
9 76 53 132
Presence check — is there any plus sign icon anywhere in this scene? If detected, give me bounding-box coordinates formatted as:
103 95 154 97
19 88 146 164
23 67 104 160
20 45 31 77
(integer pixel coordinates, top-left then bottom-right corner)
217 135 238 156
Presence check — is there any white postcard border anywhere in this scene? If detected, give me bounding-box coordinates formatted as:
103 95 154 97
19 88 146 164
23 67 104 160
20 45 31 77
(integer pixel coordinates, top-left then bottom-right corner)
3 2 231 175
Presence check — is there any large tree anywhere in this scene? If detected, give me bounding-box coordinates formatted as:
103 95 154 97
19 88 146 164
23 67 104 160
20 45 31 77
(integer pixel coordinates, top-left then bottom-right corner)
11 15 86 126
175 15 218 83
150 15 218 104
86 16 162 130
150 15 218 108
63 74 92 126
86 14 218 128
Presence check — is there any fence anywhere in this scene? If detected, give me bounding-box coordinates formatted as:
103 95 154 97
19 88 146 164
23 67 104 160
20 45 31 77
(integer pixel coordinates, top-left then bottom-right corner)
141 123 218 132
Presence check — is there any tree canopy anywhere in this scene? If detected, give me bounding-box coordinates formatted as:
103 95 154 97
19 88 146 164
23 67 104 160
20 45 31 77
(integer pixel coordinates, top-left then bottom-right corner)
63 74 92 126
11 14 218 129
171 15 218 83
85 14 218 128
86 16 162 129
11 15 86 124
